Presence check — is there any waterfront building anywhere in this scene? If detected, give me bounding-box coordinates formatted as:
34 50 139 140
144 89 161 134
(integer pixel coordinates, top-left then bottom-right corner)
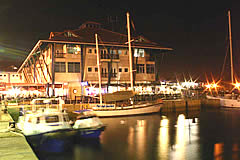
18 21 172 99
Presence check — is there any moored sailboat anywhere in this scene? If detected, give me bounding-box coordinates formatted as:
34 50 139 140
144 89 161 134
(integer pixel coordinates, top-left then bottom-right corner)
207 10 240 108
91 12 163 117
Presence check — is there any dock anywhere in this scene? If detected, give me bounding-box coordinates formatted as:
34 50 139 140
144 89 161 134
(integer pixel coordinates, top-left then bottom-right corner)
0 108 38 160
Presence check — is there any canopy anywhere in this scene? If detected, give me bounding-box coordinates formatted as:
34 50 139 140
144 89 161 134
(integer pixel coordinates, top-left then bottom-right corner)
103 91 135 102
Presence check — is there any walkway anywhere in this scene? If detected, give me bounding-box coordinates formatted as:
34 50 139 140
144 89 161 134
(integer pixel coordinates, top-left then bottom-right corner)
0 108 38 160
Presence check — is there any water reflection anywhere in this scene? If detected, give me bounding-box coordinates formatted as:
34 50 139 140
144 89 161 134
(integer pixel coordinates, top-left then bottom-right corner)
158 116 169 159
26 109 240 160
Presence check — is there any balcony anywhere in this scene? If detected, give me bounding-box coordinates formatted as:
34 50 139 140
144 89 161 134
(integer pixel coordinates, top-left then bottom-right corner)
55 53 66 58
101 54 119 60
101 73 117 78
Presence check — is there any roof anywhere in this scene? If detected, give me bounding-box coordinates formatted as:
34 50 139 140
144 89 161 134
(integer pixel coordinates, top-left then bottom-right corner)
48 21 173 50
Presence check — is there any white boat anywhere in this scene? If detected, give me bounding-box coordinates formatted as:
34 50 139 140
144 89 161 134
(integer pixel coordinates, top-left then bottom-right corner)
207 94 240 108
72 109 106 138
91 91 163 117
16 108 73 137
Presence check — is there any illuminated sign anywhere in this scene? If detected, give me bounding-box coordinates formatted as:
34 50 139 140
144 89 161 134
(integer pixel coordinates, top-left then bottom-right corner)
81 81 88 86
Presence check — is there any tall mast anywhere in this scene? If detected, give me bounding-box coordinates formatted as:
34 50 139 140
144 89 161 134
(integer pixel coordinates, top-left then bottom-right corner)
228 10 234 84
95 34 102 104
126 12 134 90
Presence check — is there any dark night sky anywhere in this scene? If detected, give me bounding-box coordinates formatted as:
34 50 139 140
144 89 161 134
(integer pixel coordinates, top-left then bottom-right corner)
0 0 240 81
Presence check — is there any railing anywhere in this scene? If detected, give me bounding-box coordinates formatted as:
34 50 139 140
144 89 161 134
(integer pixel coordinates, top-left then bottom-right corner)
101 73 117 78
101 54 119 60
55 53 66 58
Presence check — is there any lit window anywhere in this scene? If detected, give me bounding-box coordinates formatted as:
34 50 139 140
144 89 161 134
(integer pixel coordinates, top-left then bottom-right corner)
66 44 78 54
134 49 145 57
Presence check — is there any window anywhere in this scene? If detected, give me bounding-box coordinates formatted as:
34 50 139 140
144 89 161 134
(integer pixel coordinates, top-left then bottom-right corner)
119 68 122 72
134 49 145 57
46 115 59 123
55 62 66 72
124 68 128 72
36 117 40 124
0 75 2 77
95 67 98 72
146 64 155 74
88 67 92 72
68 62 80 73
124 50 128 55
136 64 145 73
88 48 92 54
118 50 122 54
67 44 78 54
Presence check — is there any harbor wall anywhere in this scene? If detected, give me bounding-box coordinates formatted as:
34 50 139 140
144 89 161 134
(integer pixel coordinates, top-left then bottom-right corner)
161 99 201 112
201 99 220 108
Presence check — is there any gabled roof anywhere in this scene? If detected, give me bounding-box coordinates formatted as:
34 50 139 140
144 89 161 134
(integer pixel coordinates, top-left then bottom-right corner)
48 21 173 50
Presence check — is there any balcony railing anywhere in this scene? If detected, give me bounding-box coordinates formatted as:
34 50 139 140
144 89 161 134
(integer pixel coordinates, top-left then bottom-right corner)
101 73 117 78
55 53 66 58
101 54 119 60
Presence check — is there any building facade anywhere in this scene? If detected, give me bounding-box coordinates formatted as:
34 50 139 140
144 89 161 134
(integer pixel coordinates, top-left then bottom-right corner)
18 21 172 99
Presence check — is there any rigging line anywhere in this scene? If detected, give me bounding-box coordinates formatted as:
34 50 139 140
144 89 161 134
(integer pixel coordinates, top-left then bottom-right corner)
220 41 229 80
98 35 109 51
160 53 165 64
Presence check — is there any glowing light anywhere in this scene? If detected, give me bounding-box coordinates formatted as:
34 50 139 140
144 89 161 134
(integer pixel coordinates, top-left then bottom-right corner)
232 79 240 91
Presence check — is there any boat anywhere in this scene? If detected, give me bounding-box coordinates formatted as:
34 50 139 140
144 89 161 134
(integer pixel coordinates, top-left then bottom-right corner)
91 91 163 117
72 109 106 138
206 10 240 108
91 13 163 117
16 108 74 138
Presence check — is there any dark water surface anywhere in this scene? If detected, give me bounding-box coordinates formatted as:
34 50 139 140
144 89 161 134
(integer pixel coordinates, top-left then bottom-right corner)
28 108 240 160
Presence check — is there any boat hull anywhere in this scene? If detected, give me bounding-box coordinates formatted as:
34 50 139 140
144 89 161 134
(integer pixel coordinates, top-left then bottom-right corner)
93 103 162 117
74 126 106 138
206 95 240 108
220 98 240 108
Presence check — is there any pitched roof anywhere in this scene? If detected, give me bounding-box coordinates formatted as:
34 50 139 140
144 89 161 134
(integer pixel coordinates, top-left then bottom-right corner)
48 22 173 50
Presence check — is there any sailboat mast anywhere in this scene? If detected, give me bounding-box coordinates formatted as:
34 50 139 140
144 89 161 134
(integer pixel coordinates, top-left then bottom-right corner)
95 34 102 104
228 10 234 84
126 12 134 90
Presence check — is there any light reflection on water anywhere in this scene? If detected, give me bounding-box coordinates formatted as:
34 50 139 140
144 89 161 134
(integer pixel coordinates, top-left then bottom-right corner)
28 109 240 160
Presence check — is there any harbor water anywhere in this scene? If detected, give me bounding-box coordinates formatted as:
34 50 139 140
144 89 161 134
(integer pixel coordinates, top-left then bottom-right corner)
27 107 240 160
